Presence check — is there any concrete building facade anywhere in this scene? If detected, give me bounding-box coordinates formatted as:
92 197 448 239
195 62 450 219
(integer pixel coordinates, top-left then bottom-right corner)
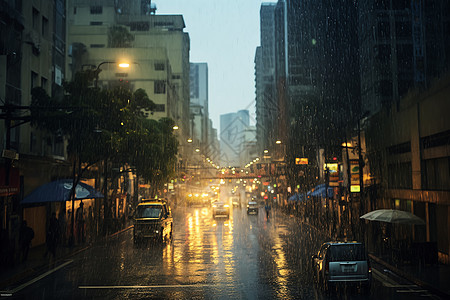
366 75 450 264
0 0 74 251
67 0 191 142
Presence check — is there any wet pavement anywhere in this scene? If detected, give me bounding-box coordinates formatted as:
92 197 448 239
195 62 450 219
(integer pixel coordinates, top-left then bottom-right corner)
0 205 448 299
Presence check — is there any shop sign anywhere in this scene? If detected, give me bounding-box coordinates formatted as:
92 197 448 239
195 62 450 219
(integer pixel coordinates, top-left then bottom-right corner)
295 158 308 165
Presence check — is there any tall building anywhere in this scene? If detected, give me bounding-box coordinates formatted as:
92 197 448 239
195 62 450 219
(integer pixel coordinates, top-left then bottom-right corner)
271 0 360 189
1 0 70 245
220 110 251 167
67 0 191 141
358 0 450 116
189 63 209 148
255 3 277 155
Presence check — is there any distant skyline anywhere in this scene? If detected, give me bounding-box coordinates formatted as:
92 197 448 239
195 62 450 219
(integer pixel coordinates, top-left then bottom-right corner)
156 0 269 134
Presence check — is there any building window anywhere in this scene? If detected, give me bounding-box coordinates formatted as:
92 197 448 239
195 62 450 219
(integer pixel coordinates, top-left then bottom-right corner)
422 130 450 149
32 7 39 30
41 77 48 90
90 44 105 48
73 6 77 14
154 104 165 112
154 81 166 94
154 62 165 71
90 21 103 26
423 157 450 191
30 132 36 152
42 16 48 37
90 6 103 14
31 71 38 90
130 22 150 31
387 142 411 155
154 21 174 27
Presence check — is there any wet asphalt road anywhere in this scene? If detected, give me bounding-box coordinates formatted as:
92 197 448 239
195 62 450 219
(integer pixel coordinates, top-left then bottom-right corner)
6 205 442 299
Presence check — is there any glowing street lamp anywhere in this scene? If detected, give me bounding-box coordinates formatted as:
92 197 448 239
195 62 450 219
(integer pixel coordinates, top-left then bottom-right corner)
87 61 133 87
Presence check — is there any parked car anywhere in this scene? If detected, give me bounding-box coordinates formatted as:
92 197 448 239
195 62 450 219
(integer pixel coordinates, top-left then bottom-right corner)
133 199 173 244
212 201 230 218
247 201 258 214
312 241 372 294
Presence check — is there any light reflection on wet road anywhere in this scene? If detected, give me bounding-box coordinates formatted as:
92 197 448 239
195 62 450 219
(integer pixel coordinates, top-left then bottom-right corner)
10 204 441 299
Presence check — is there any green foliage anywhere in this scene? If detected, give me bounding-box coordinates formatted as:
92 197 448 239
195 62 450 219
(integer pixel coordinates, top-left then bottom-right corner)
30 70 178 191
108 25 134 48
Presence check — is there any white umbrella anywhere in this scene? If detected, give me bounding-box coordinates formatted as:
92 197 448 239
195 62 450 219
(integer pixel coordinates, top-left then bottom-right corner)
360 209 425 225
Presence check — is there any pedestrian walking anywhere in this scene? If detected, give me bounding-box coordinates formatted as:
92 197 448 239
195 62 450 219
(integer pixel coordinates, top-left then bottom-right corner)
265 202 271 221
19 221 34 262
76 201 85 244
45 212 61 258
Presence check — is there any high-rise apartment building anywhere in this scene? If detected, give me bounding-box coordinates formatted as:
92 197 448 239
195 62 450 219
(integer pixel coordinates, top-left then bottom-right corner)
1 0 70 243
67 0 190 141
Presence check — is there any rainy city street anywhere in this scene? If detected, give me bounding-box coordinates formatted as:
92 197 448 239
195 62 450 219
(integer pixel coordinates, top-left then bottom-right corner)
1 0 449 299
7 203 441 300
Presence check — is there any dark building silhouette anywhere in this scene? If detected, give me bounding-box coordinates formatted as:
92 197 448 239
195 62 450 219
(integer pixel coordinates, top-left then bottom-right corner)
358 0 450 116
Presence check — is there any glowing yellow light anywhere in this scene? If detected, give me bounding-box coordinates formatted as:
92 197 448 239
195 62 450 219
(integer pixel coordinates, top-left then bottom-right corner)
118 63 130 68
173 125 179 130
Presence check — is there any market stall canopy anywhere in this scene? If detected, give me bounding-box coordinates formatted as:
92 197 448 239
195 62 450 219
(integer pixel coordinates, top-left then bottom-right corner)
360 209 425 225
21 179 103 204
288 193 306 202
307 184 333 198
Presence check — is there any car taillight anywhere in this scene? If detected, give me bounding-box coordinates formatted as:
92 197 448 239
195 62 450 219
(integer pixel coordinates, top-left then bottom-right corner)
368 260 372 273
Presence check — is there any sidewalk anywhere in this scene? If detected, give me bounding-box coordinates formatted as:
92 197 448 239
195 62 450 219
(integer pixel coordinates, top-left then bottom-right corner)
369 253 450 298
0 243 88 290
0 225 132 291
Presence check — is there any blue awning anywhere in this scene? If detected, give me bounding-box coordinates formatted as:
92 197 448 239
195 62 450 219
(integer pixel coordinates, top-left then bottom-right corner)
307 184 333 198
288 193 306 202
21 179 103 204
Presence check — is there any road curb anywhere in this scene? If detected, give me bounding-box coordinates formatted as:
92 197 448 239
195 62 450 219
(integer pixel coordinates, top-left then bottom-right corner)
369 254 450 298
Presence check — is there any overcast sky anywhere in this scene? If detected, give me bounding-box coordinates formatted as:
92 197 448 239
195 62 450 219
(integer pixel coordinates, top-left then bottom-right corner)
156 0 269 133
